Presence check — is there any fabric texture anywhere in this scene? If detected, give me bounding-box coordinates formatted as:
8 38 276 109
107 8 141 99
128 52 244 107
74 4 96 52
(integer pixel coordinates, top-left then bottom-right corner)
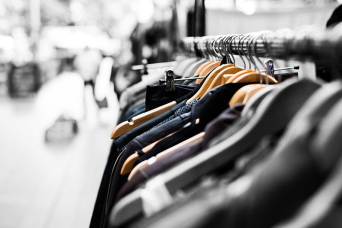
115 103 245 201
132 83 251 166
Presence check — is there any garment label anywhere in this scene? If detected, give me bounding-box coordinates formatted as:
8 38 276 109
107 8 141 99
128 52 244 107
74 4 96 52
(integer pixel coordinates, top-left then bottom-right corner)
140 176 173 217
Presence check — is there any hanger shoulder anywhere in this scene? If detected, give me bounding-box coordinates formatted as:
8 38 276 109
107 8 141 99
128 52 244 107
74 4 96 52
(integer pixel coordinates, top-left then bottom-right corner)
128 132 205 180
141 132 174 153
120 131 176 175
222 74 233 84
241 86 275 117
242 85 267 104
158 132 205 159
229 84 264 107
206 64 235 91
195 61 221 84
208 66 244 88
193 61 212 76
232 72 278 84
121 153 139 175
128 160 149 181
185 64 224 104
222 68 249 84
226 69 253 83
111 101 177 139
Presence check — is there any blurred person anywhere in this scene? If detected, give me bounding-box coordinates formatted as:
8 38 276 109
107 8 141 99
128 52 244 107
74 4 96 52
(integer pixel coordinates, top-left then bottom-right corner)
74 47 103 86
34 56 84 140
94 53 119 126
11 27 33 66
73 47 102 126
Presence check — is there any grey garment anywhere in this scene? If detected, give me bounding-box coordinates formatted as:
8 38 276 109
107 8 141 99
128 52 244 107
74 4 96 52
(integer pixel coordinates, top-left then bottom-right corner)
126 117 321 228
121 98 200 150
182 59 207 78
208 114 251 147
148 98 200 132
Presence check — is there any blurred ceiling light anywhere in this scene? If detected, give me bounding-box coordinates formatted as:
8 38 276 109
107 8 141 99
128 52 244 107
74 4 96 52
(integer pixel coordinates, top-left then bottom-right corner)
0 3 6 17
153 0 172 8
236 0 257 16
131 0 155 24
338 0 342 4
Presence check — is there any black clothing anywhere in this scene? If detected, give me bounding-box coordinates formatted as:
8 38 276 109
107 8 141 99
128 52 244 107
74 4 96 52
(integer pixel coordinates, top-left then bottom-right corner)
133 83 251 166
145 84 196 111
115 104 244 202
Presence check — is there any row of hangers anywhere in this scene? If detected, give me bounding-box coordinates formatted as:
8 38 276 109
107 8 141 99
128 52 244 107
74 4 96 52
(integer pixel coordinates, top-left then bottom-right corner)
111 31 289 140
113 24 342 141
108 27 342 226
111 31 301 177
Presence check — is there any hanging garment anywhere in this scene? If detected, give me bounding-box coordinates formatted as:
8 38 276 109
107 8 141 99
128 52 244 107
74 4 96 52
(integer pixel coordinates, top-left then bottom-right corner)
115 103 244 202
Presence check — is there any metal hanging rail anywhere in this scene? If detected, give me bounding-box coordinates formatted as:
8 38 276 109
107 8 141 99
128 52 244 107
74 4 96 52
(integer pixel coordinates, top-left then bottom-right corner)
180 28 342 63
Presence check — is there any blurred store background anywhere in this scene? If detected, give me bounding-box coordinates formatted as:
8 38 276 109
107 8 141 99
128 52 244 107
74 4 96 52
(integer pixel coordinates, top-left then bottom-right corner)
0 0 339 228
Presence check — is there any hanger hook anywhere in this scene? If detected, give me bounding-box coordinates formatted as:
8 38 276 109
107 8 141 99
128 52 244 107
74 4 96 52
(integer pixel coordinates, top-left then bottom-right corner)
262 32 279 70
246 34 255 69
240 34 252 69
226 35 237 65
217 35 227 60
212 36 222 59
235 34 246 69
253 31 273 70
247 33 259 72
224 35 234 65
207 36 216 60
203 37 211 59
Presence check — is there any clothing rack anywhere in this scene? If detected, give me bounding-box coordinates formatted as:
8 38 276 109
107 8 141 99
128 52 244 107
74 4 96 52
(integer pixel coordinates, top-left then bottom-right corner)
180 28 342 63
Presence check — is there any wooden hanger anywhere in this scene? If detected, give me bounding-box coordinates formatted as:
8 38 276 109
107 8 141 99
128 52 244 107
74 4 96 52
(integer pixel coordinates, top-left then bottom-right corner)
192 61 213 76
121 118 201 175
223 69 251 83
111 101 177 139
229 84 265 107
242 85 267 104
185 62 228 104
241 85 276 117
120 131 176 175
232 72 278 84
206 65 242 91
128 132 205 180
109 79 322 227
195 60 221 84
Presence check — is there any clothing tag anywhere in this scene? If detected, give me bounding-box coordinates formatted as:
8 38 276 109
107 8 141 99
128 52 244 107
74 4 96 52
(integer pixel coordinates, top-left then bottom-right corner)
147 156 157 165
141 176 173 217
183 122 191 128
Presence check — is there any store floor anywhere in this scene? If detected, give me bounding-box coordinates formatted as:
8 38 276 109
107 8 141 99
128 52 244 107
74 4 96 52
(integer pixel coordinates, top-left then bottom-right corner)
0 96 114 228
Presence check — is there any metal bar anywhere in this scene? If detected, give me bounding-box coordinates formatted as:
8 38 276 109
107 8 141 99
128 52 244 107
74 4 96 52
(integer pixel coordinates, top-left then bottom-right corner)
260 65 300 72
132 61 176 71
159 77 205 84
